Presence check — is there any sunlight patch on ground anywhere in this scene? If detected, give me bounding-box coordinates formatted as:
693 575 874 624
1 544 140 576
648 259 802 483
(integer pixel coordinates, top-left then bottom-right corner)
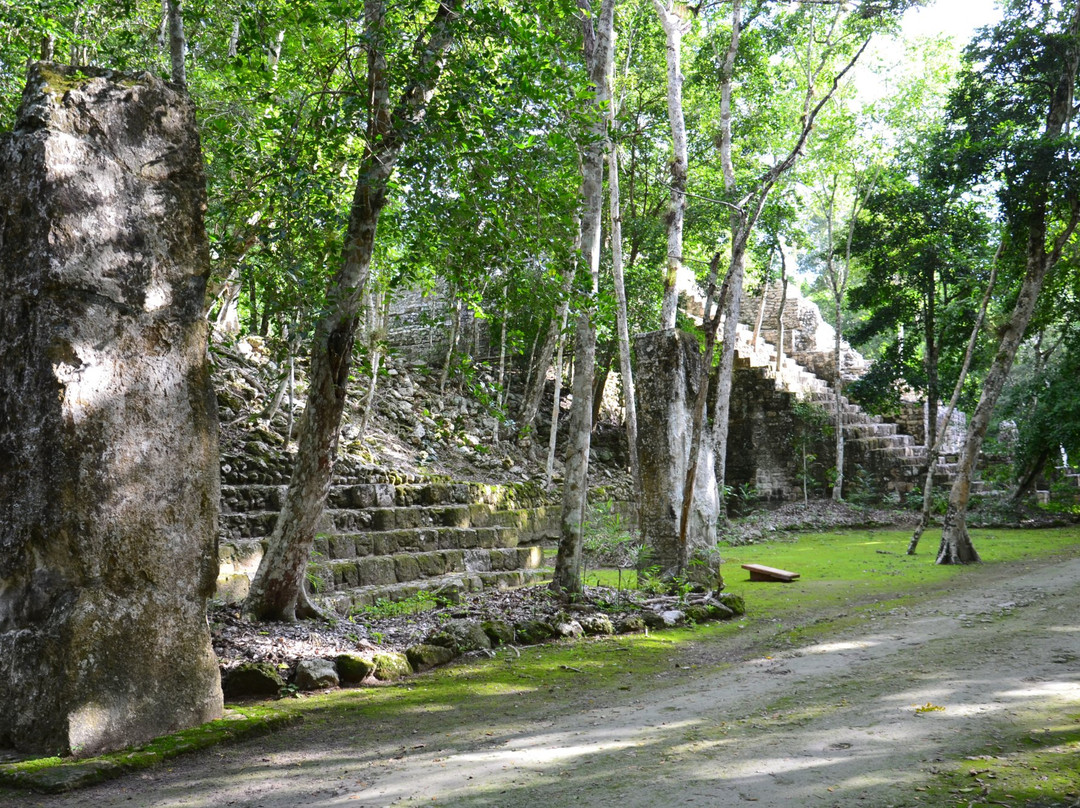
798 639 879 655
396 703 456 714
999 680 1080 700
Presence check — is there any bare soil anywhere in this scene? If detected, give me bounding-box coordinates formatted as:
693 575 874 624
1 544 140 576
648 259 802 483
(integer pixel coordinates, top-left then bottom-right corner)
13 548 1080 808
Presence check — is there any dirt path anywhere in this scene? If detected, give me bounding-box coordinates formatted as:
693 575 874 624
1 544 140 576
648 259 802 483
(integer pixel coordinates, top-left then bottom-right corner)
13 556 1080 808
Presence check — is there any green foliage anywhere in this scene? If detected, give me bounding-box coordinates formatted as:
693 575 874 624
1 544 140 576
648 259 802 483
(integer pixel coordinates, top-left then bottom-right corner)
582 501 638 569
349 590 454 620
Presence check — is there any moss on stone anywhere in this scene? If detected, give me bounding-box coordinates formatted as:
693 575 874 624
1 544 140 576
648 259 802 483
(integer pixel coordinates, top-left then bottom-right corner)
0 706 297 794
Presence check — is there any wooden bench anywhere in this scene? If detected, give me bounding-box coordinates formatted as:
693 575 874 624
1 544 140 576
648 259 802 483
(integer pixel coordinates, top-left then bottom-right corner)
741 563 800 583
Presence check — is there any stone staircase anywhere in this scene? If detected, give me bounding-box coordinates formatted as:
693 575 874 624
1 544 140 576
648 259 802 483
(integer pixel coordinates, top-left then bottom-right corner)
737 286 967 496
674 277 968 498
215 437 557 612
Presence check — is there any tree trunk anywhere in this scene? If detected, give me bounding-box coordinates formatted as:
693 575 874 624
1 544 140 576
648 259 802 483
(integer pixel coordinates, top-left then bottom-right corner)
551 0 615 596
678 252 725 566
1012 447 1051 503
937 5 1080 565
652 0 690 330
439 293 461 394
775 250 788 372
545 308 569 489
832 286 844 502
591 348 614 425
245 0 462 620
908 251 998 555
166 0 186 87
608 136 641 518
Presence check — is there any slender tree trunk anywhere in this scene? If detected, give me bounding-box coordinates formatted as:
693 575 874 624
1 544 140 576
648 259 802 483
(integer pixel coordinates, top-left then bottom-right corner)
751 277 767 349
938 5 1080 565
551 0 615 595
245 0 462 620
608 136 641 518
358 289 387 436
519 311 561 430
591 348 613 425
908 252 998 555
775 251 788 372
1012 448 1052 503
167 0 186 87
832 300 844 501
497 286 508 411
679 252 725 566
545 308 569 489
925 281 939 452
712 17 869 517
651 0 690 330
439 293 461 394
228 17 241 58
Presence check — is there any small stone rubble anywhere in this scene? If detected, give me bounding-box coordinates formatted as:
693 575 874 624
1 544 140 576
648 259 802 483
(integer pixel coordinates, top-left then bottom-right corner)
212 585 746 698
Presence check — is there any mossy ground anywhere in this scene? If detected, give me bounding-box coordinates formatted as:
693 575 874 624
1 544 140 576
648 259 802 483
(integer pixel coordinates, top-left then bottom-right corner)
0 706 297 794
3 525 1078 801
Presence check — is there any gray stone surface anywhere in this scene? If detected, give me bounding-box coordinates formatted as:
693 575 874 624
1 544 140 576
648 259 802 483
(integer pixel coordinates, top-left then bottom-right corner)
294 659 340 691
426 620 492 653
0 64 223 756
405 643 457 672
222 663 285 699
634 330 719 577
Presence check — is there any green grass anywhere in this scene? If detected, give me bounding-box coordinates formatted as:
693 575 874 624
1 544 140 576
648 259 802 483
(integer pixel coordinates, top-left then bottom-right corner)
718 526 1080 622
0 705 297 793
4 525 1078 798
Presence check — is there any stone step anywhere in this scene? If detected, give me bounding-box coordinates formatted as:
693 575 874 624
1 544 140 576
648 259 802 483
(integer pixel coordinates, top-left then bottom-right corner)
320 569 552 613
310 545 545 594
221 480 552 515
316 525 525 559
219 503 556 540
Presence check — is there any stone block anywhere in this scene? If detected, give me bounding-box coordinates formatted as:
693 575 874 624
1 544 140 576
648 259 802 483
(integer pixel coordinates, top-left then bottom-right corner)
393 554 421 583
356 557 396 587
0 65 223 756
294 659 339 691
633 330 719 577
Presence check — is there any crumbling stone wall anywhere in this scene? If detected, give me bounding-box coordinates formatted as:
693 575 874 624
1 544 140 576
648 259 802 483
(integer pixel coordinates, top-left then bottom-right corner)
0 64 222 756
725 364 833 503
387 283 490 366
634 330 719 577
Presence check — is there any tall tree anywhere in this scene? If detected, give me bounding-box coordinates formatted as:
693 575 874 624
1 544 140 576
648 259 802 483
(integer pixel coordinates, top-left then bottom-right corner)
651 0 690 329
551 0 617 595
937 0 1080 565
246 0 464 620
709 0 889 517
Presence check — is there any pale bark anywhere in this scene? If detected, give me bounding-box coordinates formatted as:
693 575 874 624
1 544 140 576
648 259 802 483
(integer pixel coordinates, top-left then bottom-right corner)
775 249 788 372
937 3 1080 565
651 0 690 330
712 11 869 513
358 289 388 436
908 247 999 555
678 252 725 568
608 135 641 515
167 0 186 87
228 17 241 58
545 307 570 489
439 294 462 393
246 0 462 621
551 0 616 595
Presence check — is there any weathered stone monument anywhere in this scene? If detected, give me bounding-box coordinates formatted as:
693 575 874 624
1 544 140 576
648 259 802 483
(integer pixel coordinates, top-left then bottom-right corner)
634 330 720 580
0 64 223 756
